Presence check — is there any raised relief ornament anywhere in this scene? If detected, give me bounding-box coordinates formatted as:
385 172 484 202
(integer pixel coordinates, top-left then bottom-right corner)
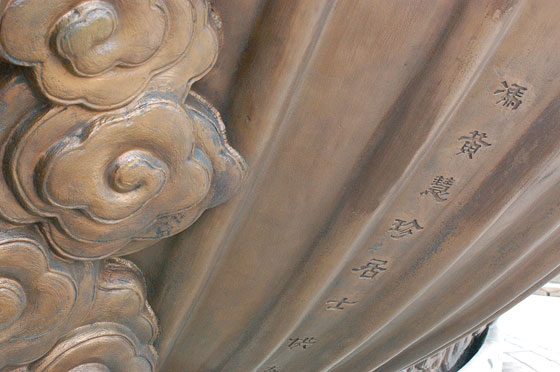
0 0 245 370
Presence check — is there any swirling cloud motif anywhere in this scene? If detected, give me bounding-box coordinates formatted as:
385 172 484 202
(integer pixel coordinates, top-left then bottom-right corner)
88 258 159 346
4 92 246 259
27 259 158 371
0 229 158 369
139 92 247 240
0 228 92 369
0 0 219 109
29 323 157 372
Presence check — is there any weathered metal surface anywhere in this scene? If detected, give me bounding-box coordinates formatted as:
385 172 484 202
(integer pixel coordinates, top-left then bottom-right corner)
150 1 560 371
1 1 560 371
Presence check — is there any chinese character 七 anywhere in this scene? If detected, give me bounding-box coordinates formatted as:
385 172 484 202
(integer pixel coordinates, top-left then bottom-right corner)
326 297 358 310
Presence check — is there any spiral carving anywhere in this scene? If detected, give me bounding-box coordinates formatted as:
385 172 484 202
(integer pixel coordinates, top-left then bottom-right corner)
0 91 245 259
0 236 76 343
0 228 158 370
108 150 167 196
29 324 156 372
38 101 209 224
0 278 26 331
0 0 219 109
55 1 167 77
0 0 241 368
0 228 93 369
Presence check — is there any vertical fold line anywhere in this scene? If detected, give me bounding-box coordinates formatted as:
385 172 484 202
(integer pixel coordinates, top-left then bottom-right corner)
322 5 527 370
155 0 339 367
239 1 522 371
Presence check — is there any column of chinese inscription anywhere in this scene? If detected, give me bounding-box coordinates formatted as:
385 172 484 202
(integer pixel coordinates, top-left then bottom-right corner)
319 79 528 350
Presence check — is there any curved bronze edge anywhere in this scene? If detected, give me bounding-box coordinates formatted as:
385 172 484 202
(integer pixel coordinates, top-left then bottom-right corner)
0 0 243 369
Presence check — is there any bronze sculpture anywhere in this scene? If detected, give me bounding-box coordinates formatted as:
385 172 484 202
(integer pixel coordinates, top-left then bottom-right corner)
1 0 559 371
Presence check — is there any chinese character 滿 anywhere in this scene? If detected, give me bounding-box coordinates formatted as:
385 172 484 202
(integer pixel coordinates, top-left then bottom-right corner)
494 81 527 110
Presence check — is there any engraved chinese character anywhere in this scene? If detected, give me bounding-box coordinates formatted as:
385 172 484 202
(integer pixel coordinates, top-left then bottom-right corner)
494 81 527 110
326 297 358 310
456 131 491 159
288 337 316 350
388 219 423 239
352 258 388 279
420 176 454 202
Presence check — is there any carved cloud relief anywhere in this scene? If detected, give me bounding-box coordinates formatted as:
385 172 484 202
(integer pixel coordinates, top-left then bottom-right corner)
0 0 198 109
0 229 158 370
0 0 244 369
0 0 246 260
3 91 246 259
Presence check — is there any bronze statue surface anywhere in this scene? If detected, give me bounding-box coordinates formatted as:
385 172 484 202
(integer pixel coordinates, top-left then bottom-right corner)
0 1 559 371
